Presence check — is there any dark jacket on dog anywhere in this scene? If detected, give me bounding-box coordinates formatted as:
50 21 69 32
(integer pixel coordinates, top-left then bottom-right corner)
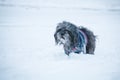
72 29 87 53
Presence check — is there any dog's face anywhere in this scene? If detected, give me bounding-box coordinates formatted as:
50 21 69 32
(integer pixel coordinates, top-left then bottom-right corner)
54 27 75 56
54 28 72 46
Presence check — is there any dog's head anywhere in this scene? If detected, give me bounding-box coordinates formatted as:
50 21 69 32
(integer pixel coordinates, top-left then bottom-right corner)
54 21 78 56
54 21 79 49
54 25 76 56
54 27 74 46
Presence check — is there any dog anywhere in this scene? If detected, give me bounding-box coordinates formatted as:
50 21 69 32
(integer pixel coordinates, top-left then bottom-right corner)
54 21 96 56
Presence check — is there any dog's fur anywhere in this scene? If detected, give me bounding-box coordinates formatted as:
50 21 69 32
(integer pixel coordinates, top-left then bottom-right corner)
54 21 96 56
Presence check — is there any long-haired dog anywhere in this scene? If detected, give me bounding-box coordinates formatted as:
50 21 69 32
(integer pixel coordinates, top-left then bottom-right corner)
54 21 96 56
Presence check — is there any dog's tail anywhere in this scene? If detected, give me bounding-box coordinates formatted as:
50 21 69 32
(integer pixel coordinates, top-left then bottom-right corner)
79 26 96 54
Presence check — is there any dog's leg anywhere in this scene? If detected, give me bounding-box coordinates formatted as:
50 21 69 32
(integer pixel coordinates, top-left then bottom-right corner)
65 51 70 56
64 49 70 56
83 44 86 54
64 46 71 56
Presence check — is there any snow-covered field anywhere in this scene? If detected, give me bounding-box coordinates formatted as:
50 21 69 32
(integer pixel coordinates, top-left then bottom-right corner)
0 0 120 80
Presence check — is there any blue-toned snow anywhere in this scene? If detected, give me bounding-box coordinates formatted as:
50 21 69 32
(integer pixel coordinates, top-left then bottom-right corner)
0 0 120 80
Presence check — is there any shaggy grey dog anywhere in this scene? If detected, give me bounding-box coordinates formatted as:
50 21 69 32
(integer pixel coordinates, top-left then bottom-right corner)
54 21 96 56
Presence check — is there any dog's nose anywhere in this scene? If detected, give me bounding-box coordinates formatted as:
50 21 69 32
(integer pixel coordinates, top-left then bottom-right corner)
61 32 65 36
61 33 64 36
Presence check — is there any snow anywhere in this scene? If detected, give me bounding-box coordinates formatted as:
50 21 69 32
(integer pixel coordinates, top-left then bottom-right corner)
0 0 120 80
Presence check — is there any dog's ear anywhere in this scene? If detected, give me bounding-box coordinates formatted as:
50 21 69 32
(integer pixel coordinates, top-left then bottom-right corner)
57 23 65 30
54 32 59 45
65 30 75 46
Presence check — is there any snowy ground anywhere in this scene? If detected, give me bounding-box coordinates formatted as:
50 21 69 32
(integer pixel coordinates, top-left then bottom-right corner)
0 0 120 80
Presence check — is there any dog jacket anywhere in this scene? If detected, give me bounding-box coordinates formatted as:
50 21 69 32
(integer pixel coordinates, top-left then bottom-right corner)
72 29 88 53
